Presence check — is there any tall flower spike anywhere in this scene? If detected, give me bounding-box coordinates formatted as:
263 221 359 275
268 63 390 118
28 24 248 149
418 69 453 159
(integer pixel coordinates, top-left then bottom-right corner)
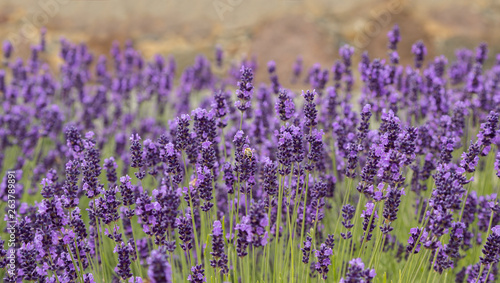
292 56 303 83
103 157 118 184
147 249 173 283
215 45 223 67
411 41 427 69
210 220 229 274
188 265 206 283
262 158 278 197
235 66 254 112
480 225 500 265
301 236 313 263
314 243 333 280
381 187 405 234
176 212 193 251
114 242 132 280
275 89 295 122
361 202 378 242
175 114 191 151
475 42 488 65
477 111 499 156
130 134 143 168
2 40 12 60
387 24 401 51
357 104 372 142
303 90 318 127
340 258 376 283
460 140 480 173
212 90 228 128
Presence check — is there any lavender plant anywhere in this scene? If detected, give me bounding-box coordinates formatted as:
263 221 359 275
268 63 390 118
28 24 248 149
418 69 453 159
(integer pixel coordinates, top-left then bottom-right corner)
1 26 500 283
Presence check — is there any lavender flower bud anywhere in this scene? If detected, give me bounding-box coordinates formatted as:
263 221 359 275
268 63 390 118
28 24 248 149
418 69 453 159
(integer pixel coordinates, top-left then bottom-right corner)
314 243 333 280
130 134 143 168
3 40 13 59
176 212 193 251
475 42 488 65
303 90 318 127
104 157 118 184
357 104 372 142
460 140 480 173
235 66 254 112
210 220 229 274
407 227 427 254
275 89 295 122
445 222 466 259
223 162 235 194
188 265 206 283
387 24 400 50
147 249 173 283
361 202 378 242
114 242 133 280
301 236 313 264
411 41 427 69
480 225 500 265
215 45 223 67
477 111 499 156
340 258 376 283
262 158 278 197
381 187 405 233
175 114 191 151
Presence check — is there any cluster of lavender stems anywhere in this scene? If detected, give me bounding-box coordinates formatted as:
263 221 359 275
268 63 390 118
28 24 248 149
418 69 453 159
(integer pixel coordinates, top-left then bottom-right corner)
1 24 500 283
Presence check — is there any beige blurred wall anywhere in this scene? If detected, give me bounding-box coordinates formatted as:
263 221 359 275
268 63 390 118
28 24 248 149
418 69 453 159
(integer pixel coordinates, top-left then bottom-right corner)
0 0 499 80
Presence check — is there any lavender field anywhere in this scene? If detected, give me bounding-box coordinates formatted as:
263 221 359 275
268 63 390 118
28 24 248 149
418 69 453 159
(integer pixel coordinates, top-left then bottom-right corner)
1 22 500 283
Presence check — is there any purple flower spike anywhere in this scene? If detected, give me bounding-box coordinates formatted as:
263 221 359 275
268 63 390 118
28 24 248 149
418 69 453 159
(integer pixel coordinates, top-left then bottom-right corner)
187 265 206 283
340 258 376 283
387 24 401 50
235 66 254 113
148 249 172 283
411 41 427 69
210 220 228 274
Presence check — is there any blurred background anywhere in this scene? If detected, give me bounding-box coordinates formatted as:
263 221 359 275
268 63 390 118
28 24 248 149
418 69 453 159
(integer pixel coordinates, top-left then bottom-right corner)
1 0 499 82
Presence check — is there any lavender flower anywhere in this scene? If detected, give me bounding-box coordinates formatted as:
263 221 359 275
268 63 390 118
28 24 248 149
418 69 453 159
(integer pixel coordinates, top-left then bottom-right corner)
480 225 500 265
235 66 254 112
114 242 133 280
357 104 372 142
175 114 191 151
411 41 427 69
407 227 427 254
303 90 318 127
475 42 488 65
3 40 13 59
460 140 480 173
275 89 295 121
314 243 333 280
361 202 378 242
445 222 465 259
381 187 405 233
147 249 173 283
188 265 206 283
262 158 278 197
130 134 143 168
176 212 193 252
477 111 499 155
387 24 401 50
341 204 355 239
210 220 228 274
104 157 118 184
215 45 223 67
301 236 312 264
340 258 376 283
